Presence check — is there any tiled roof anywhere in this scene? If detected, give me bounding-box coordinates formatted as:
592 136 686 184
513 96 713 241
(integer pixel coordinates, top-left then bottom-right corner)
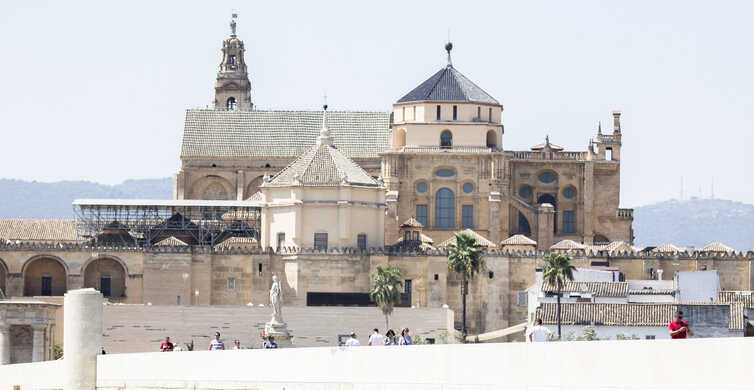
500 234 537 246
587 241 638 254
437 229 496 248
396 65 499 105
536 302 744 330
701 242 735 253
180 110 390 159
551 239 585 250
717 291 754 308
400 217 424 229
267 140 377 187
154 236 188 246
0 219 77 242
541 281 629 297
652 243 682 254
393 233 435 250
215 236 259 249
246 191 263 201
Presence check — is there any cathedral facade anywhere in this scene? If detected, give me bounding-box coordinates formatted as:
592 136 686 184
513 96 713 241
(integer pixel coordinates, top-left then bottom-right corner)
175 24 633 249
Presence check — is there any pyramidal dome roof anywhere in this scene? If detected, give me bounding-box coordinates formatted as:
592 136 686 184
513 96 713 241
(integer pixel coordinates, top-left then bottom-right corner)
267 109 379 187
397 64 499 105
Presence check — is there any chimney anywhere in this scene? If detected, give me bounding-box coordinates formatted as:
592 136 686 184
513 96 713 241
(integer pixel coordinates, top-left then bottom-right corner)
657 269 663 281
612 110 621 133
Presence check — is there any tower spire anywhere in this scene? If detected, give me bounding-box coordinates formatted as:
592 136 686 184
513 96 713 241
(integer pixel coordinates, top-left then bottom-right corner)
214 15 252 111
318 103 333 146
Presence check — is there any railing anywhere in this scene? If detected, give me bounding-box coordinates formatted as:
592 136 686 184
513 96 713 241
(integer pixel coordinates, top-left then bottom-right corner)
509 151 586 161
617 208 634 219
598 134 620 144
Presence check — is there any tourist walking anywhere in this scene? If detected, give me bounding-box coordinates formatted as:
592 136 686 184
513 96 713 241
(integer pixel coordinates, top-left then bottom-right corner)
160 336 174 352
345 332 360 346
368 328 386 346
233 339 242 350
264 336 278 349
669 311 693 339
209 332 225 350
399 328 412 345
384 329 397 345
528 319 553 342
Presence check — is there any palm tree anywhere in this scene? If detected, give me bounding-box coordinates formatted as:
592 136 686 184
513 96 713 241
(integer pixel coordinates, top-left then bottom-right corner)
542 252 576 340
447 232 485 339
369 265 403 331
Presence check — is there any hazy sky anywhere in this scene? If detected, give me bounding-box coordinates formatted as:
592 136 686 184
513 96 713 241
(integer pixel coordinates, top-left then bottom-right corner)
1 1 752 207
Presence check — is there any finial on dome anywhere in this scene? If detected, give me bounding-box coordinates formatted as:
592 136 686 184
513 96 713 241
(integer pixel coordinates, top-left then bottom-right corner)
230 13 238 35
445 42 453 66
545 135 550 146
598 121 602 134
317 103 333 146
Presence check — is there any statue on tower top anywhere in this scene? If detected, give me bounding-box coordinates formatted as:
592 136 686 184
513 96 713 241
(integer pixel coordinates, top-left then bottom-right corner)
230 13 238 35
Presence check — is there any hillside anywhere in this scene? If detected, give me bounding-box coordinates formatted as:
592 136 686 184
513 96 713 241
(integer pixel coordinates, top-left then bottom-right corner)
633 198 754 252
0 178 173 218
0 179 751 251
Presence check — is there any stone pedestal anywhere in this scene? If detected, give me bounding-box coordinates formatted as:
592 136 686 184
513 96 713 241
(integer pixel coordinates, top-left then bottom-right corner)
264 321 293 348
0 325 10 365
64 288 103 390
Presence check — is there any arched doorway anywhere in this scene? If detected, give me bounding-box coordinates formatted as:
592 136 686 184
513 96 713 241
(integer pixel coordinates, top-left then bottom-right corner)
23 256 67 296
486 130 497 148
435 188 455 229
537 193 557 233
518 212 531 236
83 257 127 298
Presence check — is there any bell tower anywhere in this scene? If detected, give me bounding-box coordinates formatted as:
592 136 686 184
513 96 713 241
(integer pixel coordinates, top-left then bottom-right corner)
214 14 253 111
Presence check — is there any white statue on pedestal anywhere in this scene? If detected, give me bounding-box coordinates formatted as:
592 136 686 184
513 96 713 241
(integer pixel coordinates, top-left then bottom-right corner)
269 275 284 325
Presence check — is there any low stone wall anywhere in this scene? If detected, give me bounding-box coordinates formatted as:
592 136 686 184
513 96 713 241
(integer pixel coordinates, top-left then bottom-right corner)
3 338 754 389
103 305 454 352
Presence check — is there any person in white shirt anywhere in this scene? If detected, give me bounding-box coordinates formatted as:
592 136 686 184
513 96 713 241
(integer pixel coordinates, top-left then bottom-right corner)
528 319 553 342
345 332 360 346
368 328 386 346
209 332 225 350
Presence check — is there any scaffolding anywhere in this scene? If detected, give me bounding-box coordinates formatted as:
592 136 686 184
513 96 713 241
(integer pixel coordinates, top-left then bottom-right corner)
73 199 262 247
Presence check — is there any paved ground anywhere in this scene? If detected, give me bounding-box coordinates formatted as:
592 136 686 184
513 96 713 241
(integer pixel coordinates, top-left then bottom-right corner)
103 305 453 352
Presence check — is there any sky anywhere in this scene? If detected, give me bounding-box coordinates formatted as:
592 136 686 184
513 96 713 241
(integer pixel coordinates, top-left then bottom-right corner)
1 1 752 207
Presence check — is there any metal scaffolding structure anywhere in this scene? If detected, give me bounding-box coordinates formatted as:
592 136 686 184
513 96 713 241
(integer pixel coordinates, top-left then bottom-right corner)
73 199 262 246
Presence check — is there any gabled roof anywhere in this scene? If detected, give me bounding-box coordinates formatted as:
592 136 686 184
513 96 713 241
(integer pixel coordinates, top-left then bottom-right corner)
154 236 188 246
551 239 585 250
500 234 537 246
400 217 424 229
437 229 496 248
652 243 682 254
215 236 259 249
397 65 499 105
0 219 77 243
700 242 735 253
180 110 390 159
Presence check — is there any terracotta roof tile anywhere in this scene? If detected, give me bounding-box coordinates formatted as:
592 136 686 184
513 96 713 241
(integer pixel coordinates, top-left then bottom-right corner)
437 229 496 248
541 281 629 297
700 242 735 254
154 236 188 246
500 234 536 246
551 239 585 250
652 243 682 254
400 217 424 229
0 219 77 242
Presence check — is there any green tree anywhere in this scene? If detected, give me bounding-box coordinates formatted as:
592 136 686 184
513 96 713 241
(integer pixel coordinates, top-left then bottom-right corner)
542 252 575 340
447 232 485 339
370 264 403 331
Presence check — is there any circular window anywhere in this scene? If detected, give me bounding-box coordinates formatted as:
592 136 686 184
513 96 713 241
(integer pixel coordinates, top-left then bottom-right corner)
519 185 532 198
436 169 455 177
538 172 557 183
463 183 473 193
563 187 577 199
416 182 427 193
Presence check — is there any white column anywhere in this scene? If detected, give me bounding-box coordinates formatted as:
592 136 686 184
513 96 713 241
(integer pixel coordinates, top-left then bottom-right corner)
64 288 103 390
0 325 10 365
31 325 45 362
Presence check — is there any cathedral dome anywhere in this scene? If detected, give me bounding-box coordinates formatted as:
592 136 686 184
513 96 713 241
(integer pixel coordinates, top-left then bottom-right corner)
397 64 499 105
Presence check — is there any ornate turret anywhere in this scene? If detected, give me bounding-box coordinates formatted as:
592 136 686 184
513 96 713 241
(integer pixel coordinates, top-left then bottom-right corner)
214 14 253 111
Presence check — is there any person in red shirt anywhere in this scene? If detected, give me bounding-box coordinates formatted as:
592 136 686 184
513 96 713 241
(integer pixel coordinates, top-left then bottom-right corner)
160 336 174 351
669 311 693 339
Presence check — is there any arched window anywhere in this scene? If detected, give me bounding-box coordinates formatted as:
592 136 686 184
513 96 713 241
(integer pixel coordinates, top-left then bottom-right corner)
440 130 452 148
537 193 557 233
435 188 455 229
486 130 497 148
518 213 531 236
395 128 407 150
226 97 237 110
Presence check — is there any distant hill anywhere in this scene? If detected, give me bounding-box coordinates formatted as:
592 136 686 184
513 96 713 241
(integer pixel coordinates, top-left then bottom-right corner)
0 178 752 251
0 178 173 218
633 198 754 252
